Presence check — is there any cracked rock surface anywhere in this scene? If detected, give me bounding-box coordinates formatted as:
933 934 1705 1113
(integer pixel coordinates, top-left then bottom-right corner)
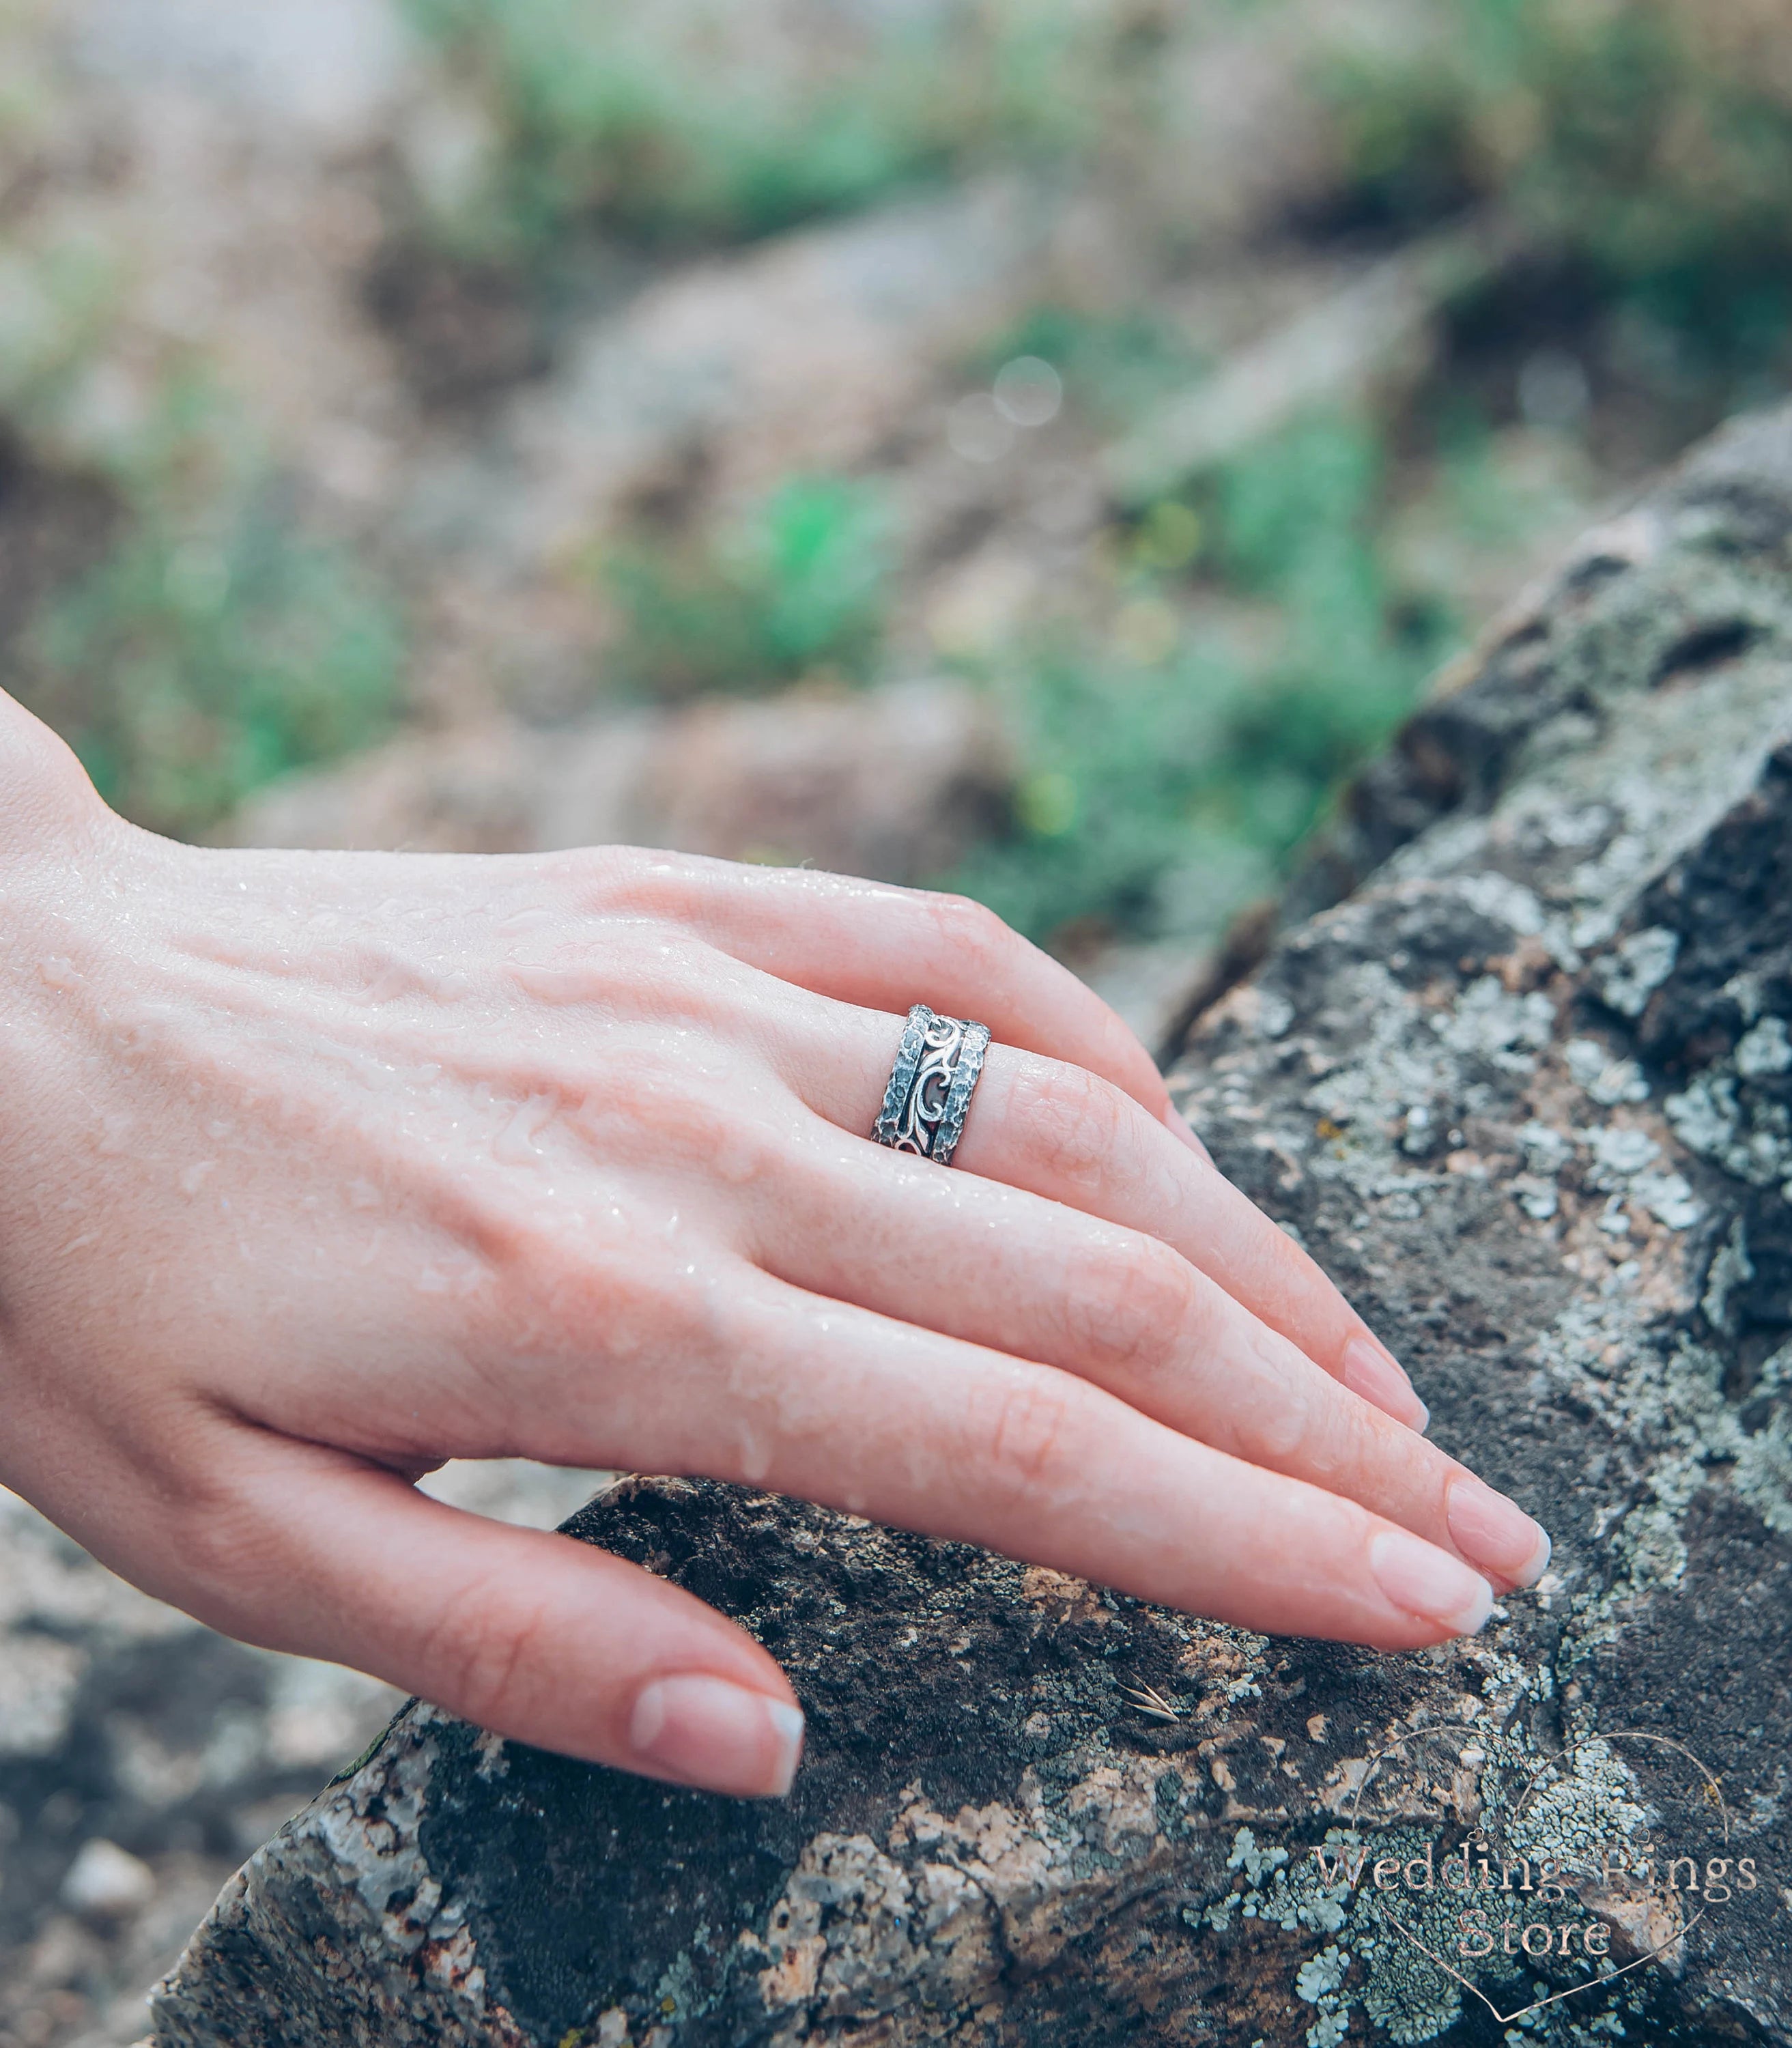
146 407 1792 2046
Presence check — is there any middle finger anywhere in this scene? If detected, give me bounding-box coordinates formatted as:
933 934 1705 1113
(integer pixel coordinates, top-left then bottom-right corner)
775 997 1428 1429
744 1123 1549 1592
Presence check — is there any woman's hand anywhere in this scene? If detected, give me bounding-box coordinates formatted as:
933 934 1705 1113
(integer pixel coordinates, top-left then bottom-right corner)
0 695 1548 1798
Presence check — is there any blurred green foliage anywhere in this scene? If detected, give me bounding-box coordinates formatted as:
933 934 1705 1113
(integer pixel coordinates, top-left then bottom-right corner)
9 0 1792 935
946 413 1456 945
399 0 1162 252
0 236 119 429
601 474 891 699
945 0 1792 947
978 305 1207 428
23 384 403 838
1325 0 1792 379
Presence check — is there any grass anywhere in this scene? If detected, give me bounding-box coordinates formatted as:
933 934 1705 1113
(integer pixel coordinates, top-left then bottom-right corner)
20 382 403 839
583 404 1567 956
975 305 1209 430
945 412 1460 948
397 0 1166 255
598 474 891 700
1321 0 1792 390
944 0 1792 950
10 0 1791 913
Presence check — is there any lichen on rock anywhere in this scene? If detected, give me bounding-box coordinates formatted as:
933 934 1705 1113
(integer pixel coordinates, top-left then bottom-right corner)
147 407 1792 2045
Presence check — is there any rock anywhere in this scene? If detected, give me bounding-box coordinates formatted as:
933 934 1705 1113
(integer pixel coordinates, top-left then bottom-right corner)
225 679 1012 885
433 179 1067 573
0 1463 603 2048
147 405 1792 2045
1104 214 1528 506
61 1840 158 1924
635 682 1011 884
0 1481 401 2047
68 0 412 148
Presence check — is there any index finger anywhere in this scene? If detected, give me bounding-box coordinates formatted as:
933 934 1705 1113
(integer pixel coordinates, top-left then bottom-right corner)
599 856 1424 1427
592 853 1177 1124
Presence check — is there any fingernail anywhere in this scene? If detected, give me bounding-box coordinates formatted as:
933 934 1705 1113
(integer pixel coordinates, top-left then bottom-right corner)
1369 1528 1494 1635
1341 1333 1430 1433
629 1675 806 1798
1162 1102 1214 1165
1447 1475 1552 1588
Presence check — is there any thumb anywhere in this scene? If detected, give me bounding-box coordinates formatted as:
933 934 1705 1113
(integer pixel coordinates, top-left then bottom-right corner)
185 1438 806 1799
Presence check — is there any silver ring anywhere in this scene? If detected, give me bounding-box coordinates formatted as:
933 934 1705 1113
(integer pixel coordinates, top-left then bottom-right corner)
872 1004 991 1167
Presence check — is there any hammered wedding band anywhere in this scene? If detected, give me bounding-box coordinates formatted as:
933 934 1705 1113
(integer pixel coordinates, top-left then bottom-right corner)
872 1004 991 1168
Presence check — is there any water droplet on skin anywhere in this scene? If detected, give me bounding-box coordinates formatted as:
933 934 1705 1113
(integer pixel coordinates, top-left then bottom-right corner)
39 958 81 991
495 1094 556 1165
98 1113 135 1155
416 1249 487 1296
513 964 601 1006
180 1161 217 1196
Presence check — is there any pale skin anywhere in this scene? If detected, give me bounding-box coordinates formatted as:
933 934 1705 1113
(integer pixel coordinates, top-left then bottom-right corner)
0 690 1549 1800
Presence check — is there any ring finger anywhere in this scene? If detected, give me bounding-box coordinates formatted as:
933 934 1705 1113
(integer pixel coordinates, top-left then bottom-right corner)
768 997 1430 1431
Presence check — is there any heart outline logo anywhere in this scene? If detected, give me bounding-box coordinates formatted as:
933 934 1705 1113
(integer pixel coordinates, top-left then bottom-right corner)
1375 1892 1709 2028
1337 1722 1729 2028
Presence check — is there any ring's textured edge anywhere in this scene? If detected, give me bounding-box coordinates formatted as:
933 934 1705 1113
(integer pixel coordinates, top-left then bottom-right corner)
931 1021 991 1168
872 1004 990 1166
872 1004 930 1148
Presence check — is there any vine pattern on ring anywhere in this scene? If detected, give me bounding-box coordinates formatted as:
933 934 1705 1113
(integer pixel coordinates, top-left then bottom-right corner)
873 1005 991 1167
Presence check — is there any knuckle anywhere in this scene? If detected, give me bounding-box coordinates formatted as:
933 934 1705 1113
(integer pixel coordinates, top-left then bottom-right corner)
1290 1372 1384 1483
980 1374 1079 1496
1062 1236 1201 1379
537 1236 728 1362
578 1077 787 1195
927 891 1016 963
416 1589 554 1730
160 1488 291 1634
544 841 652 902
1020 1061 1130 1189
547 844 720 927
1238 1328 1320 1466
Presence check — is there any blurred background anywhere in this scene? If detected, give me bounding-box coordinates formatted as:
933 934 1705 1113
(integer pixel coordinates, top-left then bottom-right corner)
2 0 1791 2037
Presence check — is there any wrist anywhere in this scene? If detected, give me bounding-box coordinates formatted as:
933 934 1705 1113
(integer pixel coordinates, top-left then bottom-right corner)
0 689 111 867
0 689 122 1139
0 697 125 1475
